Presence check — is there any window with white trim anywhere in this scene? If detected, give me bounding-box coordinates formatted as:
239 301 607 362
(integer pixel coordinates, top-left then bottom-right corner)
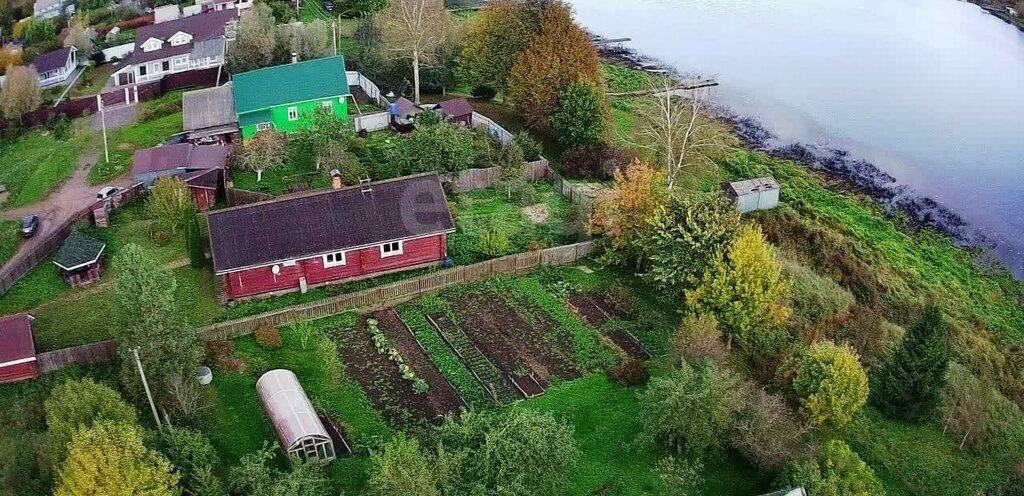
321 100 332 110
256 122 271 131
322 251 346 268
380 241 403 258
287 106 298 121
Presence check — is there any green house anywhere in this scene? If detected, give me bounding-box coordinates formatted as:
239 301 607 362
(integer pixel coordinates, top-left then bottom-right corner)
232 56 351 140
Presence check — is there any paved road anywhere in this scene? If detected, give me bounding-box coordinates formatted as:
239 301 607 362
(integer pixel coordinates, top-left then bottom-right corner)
91 104 139 132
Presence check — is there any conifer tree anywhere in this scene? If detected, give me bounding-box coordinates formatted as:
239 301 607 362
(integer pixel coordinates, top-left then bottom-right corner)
871 304 950 422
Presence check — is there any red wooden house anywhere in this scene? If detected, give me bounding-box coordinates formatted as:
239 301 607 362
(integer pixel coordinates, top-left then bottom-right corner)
182 168 223 211
206 173 455 300
0 313 38 383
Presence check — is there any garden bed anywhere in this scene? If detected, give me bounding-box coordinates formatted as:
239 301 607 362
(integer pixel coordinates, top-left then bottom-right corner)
569 293 651 359
425 311 522 403
450 291 582 384
328 314 459 427
374 309 466 414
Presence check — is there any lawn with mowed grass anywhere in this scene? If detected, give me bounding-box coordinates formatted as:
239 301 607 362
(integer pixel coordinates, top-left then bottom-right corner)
0 121 94 207
0 219 22 265
89 92 185 184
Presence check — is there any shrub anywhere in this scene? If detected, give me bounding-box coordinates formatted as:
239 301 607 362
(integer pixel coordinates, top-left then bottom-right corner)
561 143 632 179
639 361 744 456
476 224 510 257
254 325 283 349
553 80 608 149
415 110 442 127
393 120 479 174
776 440 884 496
159 428 224 496
46 114 71 141
471 85 497 100
608 359 650 386
793 341 869 429
217 356 248 373
204 340 236 364
670 313 726 366
730 386 810 471
513 131 543 161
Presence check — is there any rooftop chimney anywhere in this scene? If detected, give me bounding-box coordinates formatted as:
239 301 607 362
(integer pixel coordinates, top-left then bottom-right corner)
291 52 298 64
330 169 342 189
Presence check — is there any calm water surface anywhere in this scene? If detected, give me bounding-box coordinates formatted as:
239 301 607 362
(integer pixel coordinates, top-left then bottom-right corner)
569 0 1024 276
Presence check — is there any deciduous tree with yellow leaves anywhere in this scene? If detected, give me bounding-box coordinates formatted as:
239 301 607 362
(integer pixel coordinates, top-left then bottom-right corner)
54 422 179 496
685 225 791 351
792 341 869 429
590 159 666 266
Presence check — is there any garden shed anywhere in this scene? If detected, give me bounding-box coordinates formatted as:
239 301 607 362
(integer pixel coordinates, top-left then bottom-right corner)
0 313 38 383
256 369 336 464
437 98 474 126
53 231 106 287
725 176 780 213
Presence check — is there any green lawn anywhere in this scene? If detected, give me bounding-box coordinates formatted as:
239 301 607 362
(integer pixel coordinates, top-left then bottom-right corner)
0 122 93 207
89 94 185 184
200 314 390 493
0 219 21 265
447 182 578 264
523 374 768 496
70 63 120 98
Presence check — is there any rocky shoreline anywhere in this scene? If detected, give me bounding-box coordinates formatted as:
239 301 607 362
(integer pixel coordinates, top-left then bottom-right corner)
595 41 995 255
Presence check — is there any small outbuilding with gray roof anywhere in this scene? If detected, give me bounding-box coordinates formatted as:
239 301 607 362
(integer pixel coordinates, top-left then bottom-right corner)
725 176 780 213
54 231 106 287
183 83 238 143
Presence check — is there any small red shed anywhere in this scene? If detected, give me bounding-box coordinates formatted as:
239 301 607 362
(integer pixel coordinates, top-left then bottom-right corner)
0 313 39 383
183 168 223 211
437 98 474 127
206 173 455 300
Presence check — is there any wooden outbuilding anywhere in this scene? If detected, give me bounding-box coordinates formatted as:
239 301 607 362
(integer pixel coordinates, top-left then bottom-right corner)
54 231 106 287
256 369 336 464
724 176 780 213
436 98 474 126
0 314 38 383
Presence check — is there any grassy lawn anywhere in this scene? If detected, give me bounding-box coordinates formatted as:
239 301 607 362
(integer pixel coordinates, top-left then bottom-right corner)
447 182 578 264
89 93 185 184
523 374 768 496
0 219 21 265
0 121 94 208
200 314 390 493
230 158 332 196
70 63 120 98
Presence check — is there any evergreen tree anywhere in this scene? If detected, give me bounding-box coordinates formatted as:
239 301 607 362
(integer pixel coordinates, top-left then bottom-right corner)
186 214 206 269
871 304 950 422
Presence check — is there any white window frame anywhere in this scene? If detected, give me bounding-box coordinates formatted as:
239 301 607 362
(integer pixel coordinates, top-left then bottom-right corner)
169 32 193 46
380 241 403 258
141 38 163 52
256 122 271 131
321 100 332 110
287 106 298 121
173 55 188 68
322 251 346 268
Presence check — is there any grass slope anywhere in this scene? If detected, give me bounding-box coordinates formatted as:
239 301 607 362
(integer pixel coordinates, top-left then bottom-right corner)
0 219 22 265
0 123 93 207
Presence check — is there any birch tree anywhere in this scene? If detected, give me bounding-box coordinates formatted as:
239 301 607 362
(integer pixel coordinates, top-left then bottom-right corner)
632 82 735 189
238 129 287 182
375 0 451 103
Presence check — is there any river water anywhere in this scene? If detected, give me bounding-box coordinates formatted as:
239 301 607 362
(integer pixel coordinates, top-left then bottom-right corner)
569 0 1024 276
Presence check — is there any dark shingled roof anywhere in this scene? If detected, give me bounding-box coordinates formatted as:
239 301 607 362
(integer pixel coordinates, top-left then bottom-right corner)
54 231 106 271
129 9 237 65
183 168 221 189
437 98 473 118
0 314 35 364
132 143 230 175
207 173 454 273
32 46 73 74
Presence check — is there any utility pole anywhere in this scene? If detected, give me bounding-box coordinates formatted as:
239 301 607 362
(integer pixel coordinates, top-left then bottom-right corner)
96 94 109 163
131 347 162 430
332 19 337 56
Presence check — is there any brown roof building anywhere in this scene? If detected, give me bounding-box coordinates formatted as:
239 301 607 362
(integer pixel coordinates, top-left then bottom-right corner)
0 314 38 383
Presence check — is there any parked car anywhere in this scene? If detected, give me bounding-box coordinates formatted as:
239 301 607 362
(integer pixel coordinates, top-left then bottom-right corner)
21 215 39 237
96 186 121 200
323 0 333 10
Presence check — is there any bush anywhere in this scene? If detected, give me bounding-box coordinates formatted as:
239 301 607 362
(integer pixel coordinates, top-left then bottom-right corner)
793 341 869 429
561 143 632 179
670 313 726 366
415 110 442 127
776 440 884 496
393 120 479 174
553 80 607 149
608 359 650 386
476 224 510 257
46 114 71 141
513 131 543 161
730 386 810 471
217 356 248 373
203 340 235 363
471 85 497 100
255 325 283 349
159 428 224 496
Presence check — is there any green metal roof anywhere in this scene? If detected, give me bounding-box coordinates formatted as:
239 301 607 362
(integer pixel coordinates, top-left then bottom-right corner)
238 109 272 128
54 231 106 270
232 56 350 116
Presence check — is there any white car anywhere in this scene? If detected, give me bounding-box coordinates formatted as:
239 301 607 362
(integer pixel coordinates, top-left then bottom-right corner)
96 186 121 200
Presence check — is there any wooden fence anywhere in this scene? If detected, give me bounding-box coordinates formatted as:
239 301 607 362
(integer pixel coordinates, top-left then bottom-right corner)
0 183 145 295
198 241 594 341
36 340 118 374
34 241 595 374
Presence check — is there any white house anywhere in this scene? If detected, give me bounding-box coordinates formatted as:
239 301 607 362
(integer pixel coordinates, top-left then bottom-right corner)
197 0 253 13
153 4 182 24
32 46 77 88
110 9 238 87
33 0 74 20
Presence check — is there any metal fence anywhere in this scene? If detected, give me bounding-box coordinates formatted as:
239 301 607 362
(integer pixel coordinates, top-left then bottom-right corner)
472 112 515 144
353 111 390 133
346 71 387 108
0 183 144 295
